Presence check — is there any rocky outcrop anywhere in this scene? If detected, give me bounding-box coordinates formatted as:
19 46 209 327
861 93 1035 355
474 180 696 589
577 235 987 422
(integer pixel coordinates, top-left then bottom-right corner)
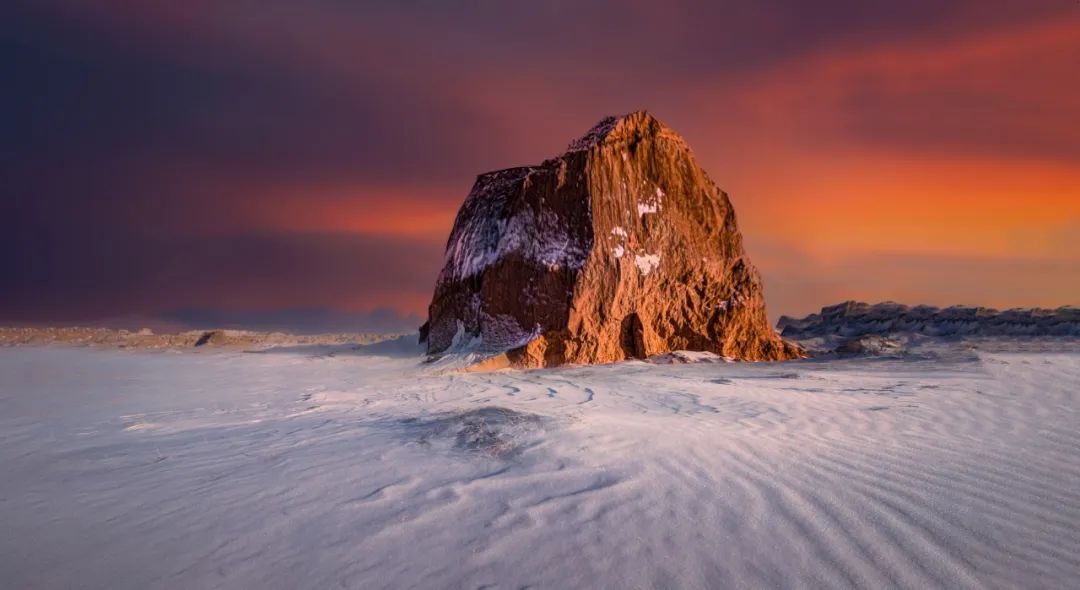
832 335 906 357
778 301 1080 341
421 111 802 368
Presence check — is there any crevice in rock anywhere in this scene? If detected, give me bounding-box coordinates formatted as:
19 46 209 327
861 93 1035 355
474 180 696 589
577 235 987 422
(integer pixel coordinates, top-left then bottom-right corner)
620 313 646 359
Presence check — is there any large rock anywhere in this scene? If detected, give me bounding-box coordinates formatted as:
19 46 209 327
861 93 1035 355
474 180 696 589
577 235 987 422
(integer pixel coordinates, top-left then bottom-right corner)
421 111 803 367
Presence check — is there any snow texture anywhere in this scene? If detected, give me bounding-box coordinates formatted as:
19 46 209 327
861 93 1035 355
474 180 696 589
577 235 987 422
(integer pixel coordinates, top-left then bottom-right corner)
2 343 1078 588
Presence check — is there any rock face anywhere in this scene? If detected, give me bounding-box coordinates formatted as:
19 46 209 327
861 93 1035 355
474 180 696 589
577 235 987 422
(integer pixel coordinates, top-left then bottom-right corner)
421 111 803 367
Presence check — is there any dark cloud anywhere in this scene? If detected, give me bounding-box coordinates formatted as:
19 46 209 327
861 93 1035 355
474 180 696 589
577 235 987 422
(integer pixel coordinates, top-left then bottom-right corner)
2 1 1076 326
0 226 443 322
158 307 422 334
1 5 501 188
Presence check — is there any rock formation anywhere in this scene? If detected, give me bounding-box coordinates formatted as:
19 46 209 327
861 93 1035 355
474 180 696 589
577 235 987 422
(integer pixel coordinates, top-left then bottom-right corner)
421 111 803 368
778 301 1080 340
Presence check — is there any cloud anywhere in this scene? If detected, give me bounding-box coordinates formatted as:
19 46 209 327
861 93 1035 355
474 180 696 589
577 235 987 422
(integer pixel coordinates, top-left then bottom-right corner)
728 14 1080 162
3 1 1077 324
1 13 500 188
0 228 444 322
158 307 422 334
753 238 1080 320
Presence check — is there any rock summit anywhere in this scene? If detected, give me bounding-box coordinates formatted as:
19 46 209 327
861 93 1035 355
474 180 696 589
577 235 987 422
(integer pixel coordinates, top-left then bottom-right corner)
421 111 803 367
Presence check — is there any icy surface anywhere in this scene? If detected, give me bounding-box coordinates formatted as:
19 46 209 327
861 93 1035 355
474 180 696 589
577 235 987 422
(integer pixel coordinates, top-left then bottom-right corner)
2 345 1079 588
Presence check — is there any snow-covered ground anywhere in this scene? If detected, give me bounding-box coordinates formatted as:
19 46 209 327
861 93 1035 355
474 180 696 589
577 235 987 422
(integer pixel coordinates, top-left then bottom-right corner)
1 341 1078 589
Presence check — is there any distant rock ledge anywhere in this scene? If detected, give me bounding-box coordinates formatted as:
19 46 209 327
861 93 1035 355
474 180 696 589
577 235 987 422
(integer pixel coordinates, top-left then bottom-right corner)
778 301 1079 356
0 327 395 350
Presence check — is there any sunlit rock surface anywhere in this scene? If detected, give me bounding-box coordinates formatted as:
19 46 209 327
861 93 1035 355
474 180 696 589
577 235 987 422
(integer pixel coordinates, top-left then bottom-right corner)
422 111 802 367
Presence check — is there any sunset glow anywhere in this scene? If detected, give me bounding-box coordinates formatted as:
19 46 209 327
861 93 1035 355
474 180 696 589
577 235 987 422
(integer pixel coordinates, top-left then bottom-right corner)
4 1 1077 329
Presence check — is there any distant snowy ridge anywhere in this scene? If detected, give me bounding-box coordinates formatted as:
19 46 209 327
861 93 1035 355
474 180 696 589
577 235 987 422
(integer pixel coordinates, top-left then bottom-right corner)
0 327 395 350
779 301 1080 339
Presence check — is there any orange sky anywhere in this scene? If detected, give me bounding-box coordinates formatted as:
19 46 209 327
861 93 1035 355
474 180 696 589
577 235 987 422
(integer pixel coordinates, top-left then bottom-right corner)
6 2 1078 327
252 9 1080 317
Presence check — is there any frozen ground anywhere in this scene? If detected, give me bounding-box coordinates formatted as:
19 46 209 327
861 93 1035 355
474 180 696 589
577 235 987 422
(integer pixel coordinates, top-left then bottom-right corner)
1 341 1078 589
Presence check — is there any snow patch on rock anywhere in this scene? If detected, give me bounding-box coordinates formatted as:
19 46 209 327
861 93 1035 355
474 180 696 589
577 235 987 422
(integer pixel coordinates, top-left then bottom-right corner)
637 186 663 217
498 208 587 272
439 169 589 284
637 201 659 216
634 253 661 275
444 320 483 355
435 315 541 363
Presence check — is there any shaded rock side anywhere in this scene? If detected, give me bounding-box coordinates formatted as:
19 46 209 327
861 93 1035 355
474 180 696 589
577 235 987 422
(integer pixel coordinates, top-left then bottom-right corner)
423 111 803 367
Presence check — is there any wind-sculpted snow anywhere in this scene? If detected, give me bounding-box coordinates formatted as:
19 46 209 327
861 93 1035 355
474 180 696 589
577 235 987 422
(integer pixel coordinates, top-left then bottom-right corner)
403 407 547 459
2 346 1079 588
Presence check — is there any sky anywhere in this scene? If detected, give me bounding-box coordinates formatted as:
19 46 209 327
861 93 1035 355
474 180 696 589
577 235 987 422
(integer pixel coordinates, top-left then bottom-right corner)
3 1 1078 332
